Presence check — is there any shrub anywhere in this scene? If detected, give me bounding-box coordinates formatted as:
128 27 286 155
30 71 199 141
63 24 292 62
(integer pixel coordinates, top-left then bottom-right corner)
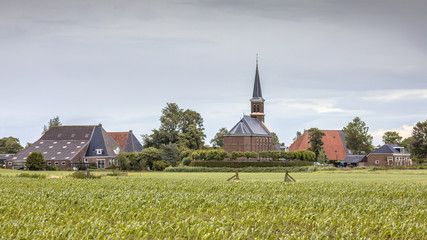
152 161 168 171
67 168 74 171
192 150 207 160
0 164 3 168
182 157 192 166
231 151 245 160
244 151 258 159
16 173 46 178
179 148 194 160
89 162 97 169
70 171 102 179
25 152 45 170
165 166 314 172
161 143 179 166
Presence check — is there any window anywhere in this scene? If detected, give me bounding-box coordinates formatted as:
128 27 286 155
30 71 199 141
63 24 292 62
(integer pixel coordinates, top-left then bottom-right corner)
85 133 90 138
57 152 61 155
387 157 393 165
57 134 62 137
406 157 410 160
96 149 103 155
61 161 66 165
375 160 379 165
97 159 105 169
84 159 88 163
8 162 12 166
49 146 53 149
35 146 39 149
55 162 59 165
67 142 71 144
71 134 76 138
47 162 51 165
53 141 57 144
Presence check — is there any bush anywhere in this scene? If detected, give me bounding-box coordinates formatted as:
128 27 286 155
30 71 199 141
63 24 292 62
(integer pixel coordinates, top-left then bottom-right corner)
45 165 59 171
152 161 168 171
231 151 245 160
25 152 45 170
182 157 192 166
190 160 313 168
67 168 74 171
70 171 102 179
0 164 3 168
244 151 258 159
89 162 97 169
16 173 46 178
106 172 128 176
179 148 194 160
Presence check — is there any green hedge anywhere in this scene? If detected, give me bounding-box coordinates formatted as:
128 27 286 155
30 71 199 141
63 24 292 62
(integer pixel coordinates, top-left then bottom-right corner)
165 166 315 173
190 160 312 168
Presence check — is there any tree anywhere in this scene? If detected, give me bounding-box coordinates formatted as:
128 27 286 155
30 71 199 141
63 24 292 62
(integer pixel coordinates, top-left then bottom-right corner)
160 143 179 166
271 132 280 145
25 152 45 170
210 127 228 148
342 117 374 155
382 131 402 144
142 103 206 149
400 137 414 152
307 128 326 159
42 116 62 135
293 131 302 142
140 147 162 170
410 120 427 163
0 137 23 154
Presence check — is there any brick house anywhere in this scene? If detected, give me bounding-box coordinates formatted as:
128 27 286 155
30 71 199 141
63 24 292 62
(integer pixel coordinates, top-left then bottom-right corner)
5 125 142 171
223 59 275 153
366 144 412 167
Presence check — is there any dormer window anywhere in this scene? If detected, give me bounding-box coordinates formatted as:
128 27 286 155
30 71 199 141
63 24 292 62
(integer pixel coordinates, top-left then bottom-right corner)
96 149 103 155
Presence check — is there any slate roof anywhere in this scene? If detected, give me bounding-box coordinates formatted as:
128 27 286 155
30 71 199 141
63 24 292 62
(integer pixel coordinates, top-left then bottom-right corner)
370 144 410 154
85 126 121 157
251 63 264 101
343 155 367 164
108 131 143 153
226 116 271 136
289 130 350 160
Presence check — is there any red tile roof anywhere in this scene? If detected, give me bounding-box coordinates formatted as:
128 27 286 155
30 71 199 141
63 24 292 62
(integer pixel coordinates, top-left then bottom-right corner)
108 132 129 150
289 130 349 160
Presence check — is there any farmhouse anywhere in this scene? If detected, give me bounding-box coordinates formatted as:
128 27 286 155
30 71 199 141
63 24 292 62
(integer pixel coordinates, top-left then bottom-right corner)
5 125 143 170
289 130 351 161
223 59 275 153
366 144 412 167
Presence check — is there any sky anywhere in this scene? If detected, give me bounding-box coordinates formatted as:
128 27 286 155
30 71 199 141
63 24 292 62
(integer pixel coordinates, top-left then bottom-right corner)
1 0 427 147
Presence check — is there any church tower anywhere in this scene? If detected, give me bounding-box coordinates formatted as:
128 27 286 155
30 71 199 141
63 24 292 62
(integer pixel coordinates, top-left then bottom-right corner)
250 56 265 123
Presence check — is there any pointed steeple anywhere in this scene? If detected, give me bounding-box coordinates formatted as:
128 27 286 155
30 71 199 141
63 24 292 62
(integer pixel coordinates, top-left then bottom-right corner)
251 54 264 101
250 54 265 122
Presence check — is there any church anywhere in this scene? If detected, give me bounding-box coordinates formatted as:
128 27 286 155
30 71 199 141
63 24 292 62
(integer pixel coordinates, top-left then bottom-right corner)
223 60 275 153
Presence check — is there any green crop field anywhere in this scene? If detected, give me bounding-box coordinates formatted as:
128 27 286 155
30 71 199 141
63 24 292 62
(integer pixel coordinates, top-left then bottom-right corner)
0 169 426 239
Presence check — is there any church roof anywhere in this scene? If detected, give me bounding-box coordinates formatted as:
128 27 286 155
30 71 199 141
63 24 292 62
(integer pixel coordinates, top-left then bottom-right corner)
289 130 350 160
251 63 264 101
226 116 271 136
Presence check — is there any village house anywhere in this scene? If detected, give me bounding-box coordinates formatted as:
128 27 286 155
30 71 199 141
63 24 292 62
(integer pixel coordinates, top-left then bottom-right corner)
5 124 143 170
366 144 412 167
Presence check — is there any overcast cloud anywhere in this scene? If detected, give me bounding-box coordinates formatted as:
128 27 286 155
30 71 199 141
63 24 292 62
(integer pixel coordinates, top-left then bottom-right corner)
1 0 426 147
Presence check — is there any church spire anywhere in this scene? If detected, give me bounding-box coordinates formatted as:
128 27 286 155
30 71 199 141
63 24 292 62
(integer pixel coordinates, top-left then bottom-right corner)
250 54 265 122
252 54 263 100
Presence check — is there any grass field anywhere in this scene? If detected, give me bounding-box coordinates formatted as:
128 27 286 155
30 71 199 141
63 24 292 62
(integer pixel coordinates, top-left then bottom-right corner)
0 168 426 239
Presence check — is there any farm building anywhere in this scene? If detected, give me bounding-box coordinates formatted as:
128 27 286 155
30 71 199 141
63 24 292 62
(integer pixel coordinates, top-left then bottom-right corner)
289 130 351 161
223 59 275 153
5 125 143 170
0 154 14 165
108 130 143 153
366 144 412 167
342 155 367 167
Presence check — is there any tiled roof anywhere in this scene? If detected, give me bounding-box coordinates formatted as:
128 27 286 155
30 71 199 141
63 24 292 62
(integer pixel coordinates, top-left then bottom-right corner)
108 131 143 153
226 116 271 136
108 132 129 149
370 144 410 154
289 130 350 160
86 126 121 157
343 155 367 163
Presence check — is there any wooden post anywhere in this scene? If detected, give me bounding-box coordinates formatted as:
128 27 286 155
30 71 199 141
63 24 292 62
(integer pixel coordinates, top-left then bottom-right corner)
284 170 296 182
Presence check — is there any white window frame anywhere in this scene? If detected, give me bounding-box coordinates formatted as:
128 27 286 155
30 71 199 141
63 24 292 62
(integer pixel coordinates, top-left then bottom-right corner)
47 162 52 165
55 161 59 165
97 159 105 169
96 149 103 155
375 160 379 165
8 162 12 166
61 161 66 165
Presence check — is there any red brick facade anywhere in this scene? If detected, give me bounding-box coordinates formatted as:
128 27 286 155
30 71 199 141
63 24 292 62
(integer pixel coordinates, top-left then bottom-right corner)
224 135 274 153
